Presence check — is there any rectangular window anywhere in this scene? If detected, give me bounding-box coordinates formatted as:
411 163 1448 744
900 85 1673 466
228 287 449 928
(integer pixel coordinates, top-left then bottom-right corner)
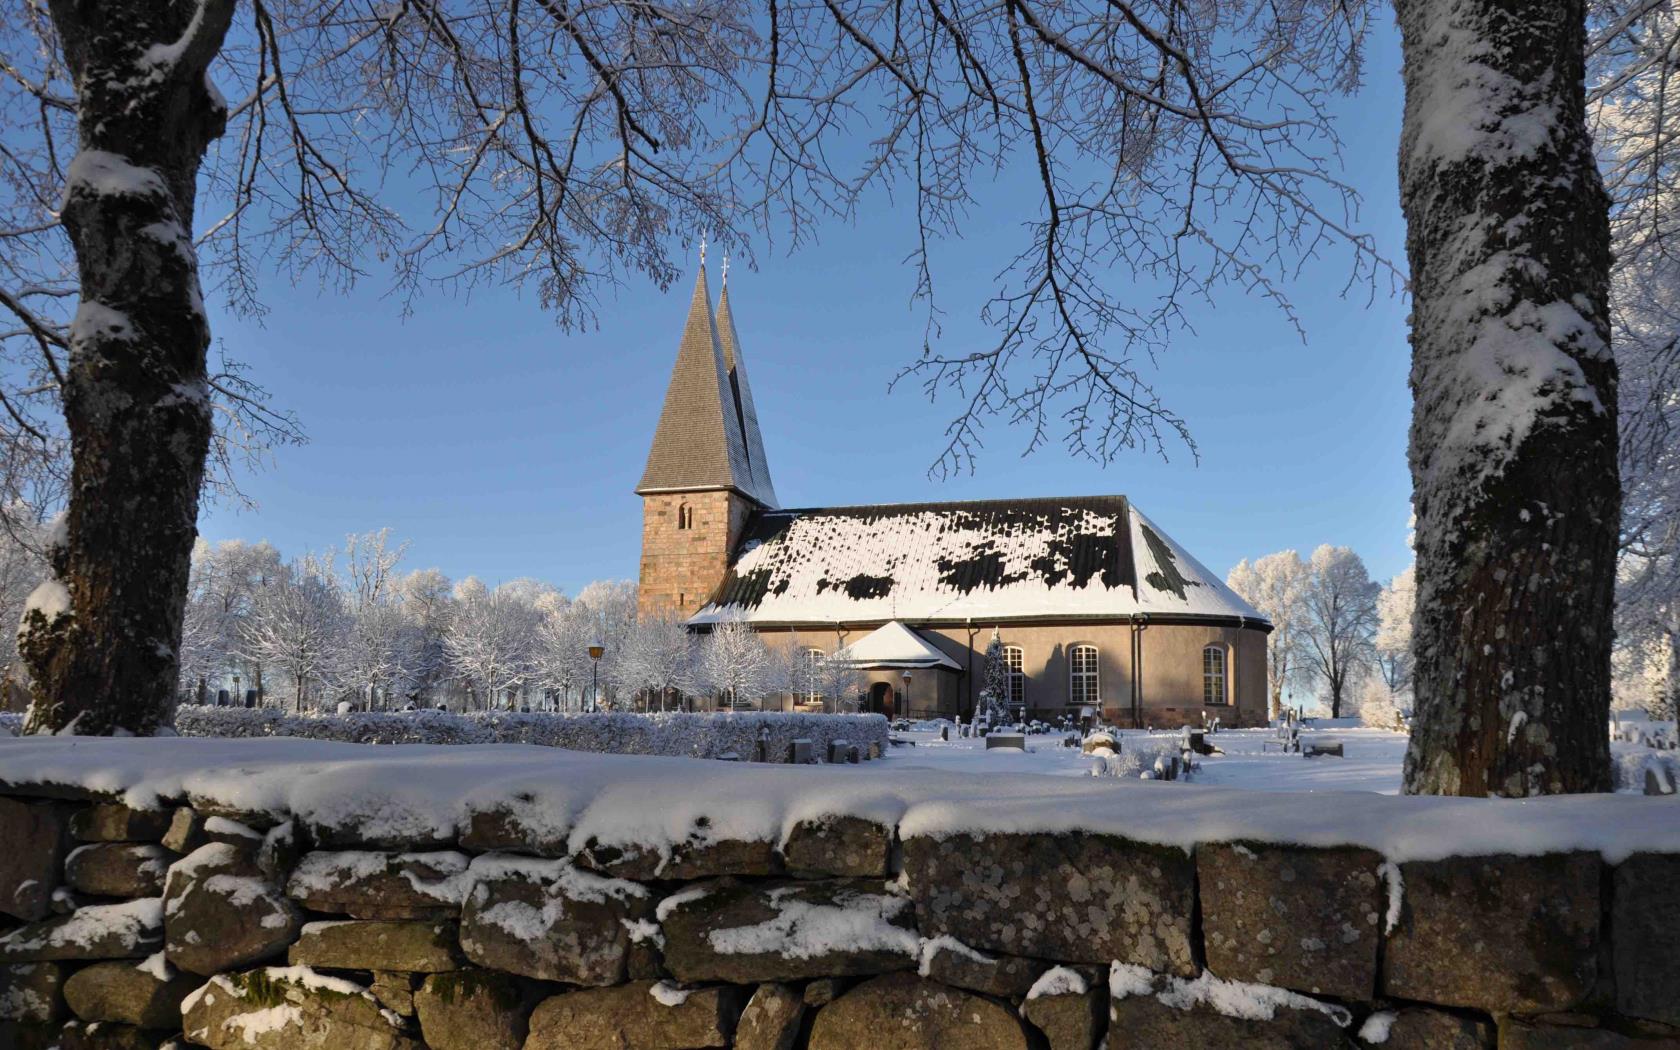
1069 645 1099 707
1203 646 1227 706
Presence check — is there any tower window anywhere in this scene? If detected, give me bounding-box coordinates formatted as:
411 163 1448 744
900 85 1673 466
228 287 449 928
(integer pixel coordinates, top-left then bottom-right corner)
1203 645 1228 706
678 503 694 529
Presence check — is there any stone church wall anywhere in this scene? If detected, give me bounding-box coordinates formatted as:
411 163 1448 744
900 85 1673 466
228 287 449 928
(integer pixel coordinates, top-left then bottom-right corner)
3 753 1676 1049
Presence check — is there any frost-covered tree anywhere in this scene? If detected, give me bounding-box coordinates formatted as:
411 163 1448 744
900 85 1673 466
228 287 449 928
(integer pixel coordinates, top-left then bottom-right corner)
1373 567 1416 702
698 619 773 711
1357 674 1405 730
812 652 867 715
976 628 1010 725
1226 551 1310 720
443 578 538 711
573 580 639 709
615 610 695 712
1299 546 1380 719
238 556 343 712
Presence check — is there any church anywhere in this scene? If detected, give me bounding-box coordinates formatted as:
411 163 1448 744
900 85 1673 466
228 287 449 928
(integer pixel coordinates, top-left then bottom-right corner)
636 260 1271 728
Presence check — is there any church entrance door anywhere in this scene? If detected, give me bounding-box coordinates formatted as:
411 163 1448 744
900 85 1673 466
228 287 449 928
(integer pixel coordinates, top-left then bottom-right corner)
869 682 895 720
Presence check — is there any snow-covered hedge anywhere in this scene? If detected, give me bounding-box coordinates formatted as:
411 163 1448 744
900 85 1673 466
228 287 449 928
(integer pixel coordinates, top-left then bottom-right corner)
169 705 888 761
0 711 17 736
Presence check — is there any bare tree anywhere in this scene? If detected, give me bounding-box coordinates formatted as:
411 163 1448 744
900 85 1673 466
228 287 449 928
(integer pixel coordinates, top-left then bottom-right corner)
1298 545 1379 719
239 555 343 712
1226 550 1310 720
1373 566 1415 701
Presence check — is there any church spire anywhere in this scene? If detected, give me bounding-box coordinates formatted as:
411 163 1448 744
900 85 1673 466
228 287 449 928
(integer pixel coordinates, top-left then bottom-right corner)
636 259 775 506
716 273 779 507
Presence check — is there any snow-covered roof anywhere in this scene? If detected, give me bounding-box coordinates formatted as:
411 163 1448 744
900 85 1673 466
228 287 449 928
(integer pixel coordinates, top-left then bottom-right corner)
689 495 1267 627
834 621 962 670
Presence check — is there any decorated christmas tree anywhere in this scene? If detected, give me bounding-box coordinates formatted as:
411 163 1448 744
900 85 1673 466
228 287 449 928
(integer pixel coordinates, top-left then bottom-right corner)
976 628 1010 726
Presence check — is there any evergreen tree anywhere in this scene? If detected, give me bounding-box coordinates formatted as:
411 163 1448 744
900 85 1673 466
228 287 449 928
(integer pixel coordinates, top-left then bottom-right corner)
976 628 1009 726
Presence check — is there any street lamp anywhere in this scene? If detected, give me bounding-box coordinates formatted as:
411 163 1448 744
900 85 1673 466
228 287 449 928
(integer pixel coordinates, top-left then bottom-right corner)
901 670 913 720
587 641 605 712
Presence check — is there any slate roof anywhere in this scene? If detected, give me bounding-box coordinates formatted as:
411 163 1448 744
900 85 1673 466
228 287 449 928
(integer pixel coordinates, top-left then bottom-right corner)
637 266 778 505
688 495 1268 627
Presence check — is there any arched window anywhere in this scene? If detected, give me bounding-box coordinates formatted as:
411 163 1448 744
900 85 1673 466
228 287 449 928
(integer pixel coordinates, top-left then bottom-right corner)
1202 645 1228 706
1004 645 1026 709
1069 644 1099 706
677 503 694 529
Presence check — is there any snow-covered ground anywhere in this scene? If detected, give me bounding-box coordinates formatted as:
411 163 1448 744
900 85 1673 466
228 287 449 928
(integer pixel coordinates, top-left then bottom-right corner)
883 725 1411 793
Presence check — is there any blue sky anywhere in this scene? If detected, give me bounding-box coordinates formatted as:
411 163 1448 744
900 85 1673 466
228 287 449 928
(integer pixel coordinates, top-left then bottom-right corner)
199 24 1414 596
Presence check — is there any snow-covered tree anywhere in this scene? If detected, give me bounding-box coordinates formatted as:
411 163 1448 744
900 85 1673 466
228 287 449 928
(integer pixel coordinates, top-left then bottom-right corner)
239 556 344 713
1373 567 1416 702
975 629 1010 726
1299 546 1380 719
1226 551 1310 720
812 652 867 715
615 610 696 712
573 580 639 708
443 578 538 711
1357 674 1405 731
698 619 773 711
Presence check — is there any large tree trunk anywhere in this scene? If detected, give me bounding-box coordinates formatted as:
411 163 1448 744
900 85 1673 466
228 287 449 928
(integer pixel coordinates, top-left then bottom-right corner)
21 0 234 735
1397 0 1617 795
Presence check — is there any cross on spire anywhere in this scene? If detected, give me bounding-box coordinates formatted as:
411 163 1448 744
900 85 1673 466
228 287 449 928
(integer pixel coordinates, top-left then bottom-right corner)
722 253 729 285
699 235 707 267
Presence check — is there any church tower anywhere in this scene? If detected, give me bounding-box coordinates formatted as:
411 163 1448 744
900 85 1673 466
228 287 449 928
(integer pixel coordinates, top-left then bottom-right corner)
636 257 777 619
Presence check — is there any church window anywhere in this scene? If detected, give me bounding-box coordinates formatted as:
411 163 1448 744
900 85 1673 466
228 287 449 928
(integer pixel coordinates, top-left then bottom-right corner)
1004 646 1025 709
1069 645 1099 706
806 649 825 705
1203 645 1228 706
677 503 694 529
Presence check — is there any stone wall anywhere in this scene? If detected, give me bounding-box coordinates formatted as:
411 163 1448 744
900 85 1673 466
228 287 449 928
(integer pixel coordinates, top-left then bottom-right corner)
2 781 1678 1049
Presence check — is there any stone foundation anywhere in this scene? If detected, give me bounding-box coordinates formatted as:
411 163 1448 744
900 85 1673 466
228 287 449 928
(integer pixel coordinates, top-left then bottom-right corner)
1 766 1678 1049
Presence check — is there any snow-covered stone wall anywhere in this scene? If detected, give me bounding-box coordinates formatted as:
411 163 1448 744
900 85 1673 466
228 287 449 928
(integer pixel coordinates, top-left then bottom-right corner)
1 737 1677 1049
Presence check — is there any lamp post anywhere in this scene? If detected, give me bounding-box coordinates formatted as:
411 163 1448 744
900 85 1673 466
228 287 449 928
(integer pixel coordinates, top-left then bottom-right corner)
901 670 913 721
587 642 605 712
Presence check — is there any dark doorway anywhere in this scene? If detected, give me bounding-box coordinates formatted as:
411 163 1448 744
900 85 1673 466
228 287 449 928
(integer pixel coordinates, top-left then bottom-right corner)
869 682 896 720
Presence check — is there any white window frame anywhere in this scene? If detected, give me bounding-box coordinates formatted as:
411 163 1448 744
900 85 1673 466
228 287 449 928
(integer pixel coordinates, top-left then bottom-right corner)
1202 645 1228 706
1004 645 1026 709
1069 644 1099 707
805 649 825 705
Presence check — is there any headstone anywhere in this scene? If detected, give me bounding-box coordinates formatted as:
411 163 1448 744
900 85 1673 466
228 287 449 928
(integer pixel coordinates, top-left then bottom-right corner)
215 690 228 706
985 733 1026 751
828 740 852 764
788 739 814 764
1645 766 1675 796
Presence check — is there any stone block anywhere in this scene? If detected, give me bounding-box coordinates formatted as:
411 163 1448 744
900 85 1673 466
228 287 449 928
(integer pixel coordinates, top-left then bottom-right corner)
70 806 171 844
62 958 199 1028
1614 853 1680 1027
415 970 532 1050
736 983 804 1050
659 878 918 984
459 802 568 857
0 798 72 922
782 816 894 878
1021 987 1102 1050
1198 842 1383 1000
285 850 468 919
917 937 1049 998
54 1019 170 1049
0 899 162 962
288 920 464 973
64 845 174 899
1360 1007 1493 1049
524 981 745 1050
164 844 299 976
160 808 206 855
458 857 646 985
574 833 779 880
803 978 847 1006
904 830 1195 974
0 962 64 1023
1499 1017 1680 1049
808 974 1029 1050
182 968 422 1050
1106 986 1356 1048
1383 852 1600 1013
370 971 417 1017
